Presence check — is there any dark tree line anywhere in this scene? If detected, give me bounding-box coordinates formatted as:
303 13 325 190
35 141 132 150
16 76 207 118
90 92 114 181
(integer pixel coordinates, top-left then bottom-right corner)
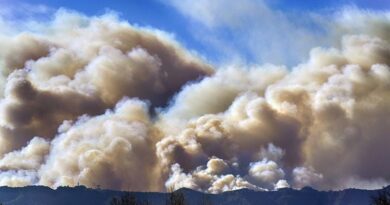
110 193 150 205
110 190 212 205
372 189 390 205
165 192 186 205
109 191 186 205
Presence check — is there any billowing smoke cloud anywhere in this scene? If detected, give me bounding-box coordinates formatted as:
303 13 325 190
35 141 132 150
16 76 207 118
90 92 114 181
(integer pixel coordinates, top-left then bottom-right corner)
0 10 212 156
0 7 389 193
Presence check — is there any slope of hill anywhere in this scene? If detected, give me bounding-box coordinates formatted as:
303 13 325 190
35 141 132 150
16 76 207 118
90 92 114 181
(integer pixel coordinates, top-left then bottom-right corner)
0 185 386 205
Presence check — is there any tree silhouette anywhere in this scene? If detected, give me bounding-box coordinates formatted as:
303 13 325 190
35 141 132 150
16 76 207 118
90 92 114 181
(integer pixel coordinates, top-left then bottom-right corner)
200 195 213 205
166 191 186 205
110 193 150 205
372 189 390 205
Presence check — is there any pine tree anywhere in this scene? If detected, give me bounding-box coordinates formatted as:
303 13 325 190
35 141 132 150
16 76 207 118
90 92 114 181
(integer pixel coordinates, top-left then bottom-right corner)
372 189 390 205
110 193 150 205
166 191 186 205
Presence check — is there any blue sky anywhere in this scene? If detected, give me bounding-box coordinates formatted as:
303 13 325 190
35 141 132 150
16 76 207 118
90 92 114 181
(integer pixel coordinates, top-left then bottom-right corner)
272 0 390 11
4 0 390 66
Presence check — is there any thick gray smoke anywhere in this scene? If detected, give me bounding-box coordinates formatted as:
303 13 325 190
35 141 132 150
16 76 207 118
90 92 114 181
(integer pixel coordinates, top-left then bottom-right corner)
0 9 389 193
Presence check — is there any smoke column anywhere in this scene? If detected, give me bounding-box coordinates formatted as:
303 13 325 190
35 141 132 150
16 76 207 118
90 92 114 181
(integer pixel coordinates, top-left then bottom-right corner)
0 9 389 193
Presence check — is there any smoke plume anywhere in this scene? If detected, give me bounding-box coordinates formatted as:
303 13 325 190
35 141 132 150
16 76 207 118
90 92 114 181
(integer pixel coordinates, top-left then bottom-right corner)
0 9 389 193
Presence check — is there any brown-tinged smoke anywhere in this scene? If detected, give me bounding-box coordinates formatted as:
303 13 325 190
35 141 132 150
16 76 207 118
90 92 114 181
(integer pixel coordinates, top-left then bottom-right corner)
0 9 389 193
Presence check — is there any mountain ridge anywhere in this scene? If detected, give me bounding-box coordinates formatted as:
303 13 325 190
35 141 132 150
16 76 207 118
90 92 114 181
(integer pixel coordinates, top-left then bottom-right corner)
0 185 388 205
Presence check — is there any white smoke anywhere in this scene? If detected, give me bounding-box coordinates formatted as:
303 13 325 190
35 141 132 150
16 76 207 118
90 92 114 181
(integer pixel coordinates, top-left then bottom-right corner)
0 7 389 193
